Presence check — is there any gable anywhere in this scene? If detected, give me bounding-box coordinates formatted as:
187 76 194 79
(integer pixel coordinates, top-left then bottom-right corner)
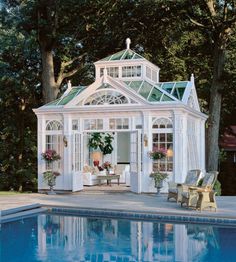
65 76 147 107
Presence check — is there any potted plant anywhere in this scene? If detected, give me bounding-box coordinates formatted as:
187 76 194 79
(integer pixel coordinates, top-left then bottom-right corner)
102 161 112 175
42 149 61 194
43 171 60 193
148 148 168 194
88 132 114 155
150 172 168 194
148 148 167 160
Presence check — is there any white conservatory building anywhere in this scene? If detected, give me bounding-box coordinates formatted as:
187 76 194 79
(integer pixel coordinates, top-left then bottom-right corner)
34 39 207 193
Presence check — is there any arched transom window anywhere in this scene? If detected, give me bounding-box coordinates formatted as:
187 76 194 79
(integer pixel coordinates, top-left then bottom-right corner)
152 117 173 129
46 120 63 131
84 89 129 105
152 117 173 172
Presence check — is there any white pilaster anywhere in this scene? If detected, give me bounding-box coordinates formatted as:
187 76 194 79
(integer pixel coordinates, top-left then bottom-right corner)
141 112 153 192
63 114 72 190
173 111 187 183
37 115 46 190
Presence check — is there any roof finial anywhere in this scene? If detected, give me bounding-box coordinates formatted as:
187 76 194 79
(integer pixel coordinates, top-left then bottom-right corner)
126 38 131 49
68 80 72 89
190 73 195 83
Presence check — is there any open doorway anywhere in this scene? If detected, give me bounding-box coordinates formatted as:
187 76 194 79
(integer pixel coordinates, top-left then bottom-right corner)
81 131 131 191
116 131 130 164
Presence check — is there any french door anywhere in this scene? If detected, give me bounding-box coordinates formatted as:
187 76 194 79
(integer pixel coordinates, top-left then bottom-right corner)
72 132 83 192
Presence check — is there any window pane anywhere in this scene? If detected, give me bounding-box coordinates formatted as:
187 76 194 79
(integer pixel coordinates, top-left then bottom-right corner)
109 119 116 129
72 120 78 130
123 118 129 129
116 119 122 129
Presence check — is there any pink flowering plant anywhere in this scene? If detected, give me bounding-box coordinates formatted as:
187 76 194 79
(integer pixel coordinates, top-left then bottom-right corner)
148 148 167 160
42 149 61 163
102 161 112 170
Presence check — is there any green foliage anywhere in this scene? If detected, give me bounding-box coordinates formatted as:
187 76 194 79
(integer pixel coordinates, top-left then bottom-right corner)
214 180 222 196
88 133 114 155
150 172 168 187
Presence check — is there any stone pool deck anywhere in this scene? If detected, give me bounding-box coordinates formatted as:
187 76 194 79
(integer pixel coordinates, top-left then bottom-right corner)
1 190 236 219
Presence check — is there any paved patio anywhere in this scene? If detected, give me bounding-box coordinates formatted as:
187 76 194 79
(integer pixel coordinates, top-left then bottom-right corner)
1 188 236 219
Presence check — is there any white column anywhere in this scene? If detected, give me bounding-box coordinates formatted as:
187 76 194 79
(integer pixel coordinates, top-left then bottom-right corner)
37 115 46 190
174 224 188 262
63 114 72 190
141 112 153 192
173 112 187 183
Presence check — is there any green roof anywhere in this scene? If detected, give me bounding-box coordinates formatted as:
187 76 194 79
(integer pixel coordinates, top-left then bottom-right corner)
125 80 189 102
101 49 144 61
44 86 86 107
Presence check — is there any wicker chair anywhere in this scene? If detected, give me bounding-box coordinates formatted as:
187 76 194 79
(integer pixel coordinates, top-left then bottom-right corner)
181 171 218 210
167 169 201 202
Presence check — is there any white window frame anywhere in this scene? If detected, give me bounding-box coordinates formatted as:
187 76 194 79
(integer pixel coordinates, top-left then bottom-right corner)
109 118 130 130
83 119 104 131
152 118 173 172
45 120 63 171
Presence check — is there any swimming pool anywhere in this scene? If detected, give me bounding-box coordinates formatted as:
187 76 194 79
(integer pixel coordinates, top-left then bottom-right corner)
1 213 236 262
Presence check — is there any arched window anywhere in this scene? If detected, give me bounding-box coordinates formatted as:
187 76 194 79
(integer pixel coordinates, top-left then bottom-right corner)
46 120 63 131
84 89 129 105
152 117 173 172
152 117 172 129
45 120 63 170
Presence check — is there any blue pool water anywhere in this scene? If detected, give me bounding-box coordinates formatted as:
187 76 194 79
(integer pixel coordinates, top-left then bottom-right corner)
1 214 236 262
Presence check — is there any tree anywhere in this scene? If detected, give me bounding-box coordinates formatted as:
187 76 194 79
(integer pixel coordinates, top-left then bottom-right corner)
0 19 41 191
2 0 96 103
186 0 236 171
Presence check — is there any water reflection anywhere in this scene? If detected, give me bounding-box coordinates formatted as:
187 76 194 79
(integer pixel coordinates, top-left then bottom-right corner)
36 214 220 262
2 214 234 262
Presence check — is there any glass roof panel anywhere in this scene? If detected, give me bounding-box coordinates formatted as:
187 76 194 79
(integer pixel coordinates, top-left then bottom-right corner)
129 81 143 92
161 94 174 101
58 89 79 105
162 83 175 93
123 50 135 60
148 87 162 102
175 81 188 88
139 81 153 99
110 50 126 60
45 98 61 106
57 87 85 105
176 87 185 99
124 81 131 86
100 49 144 61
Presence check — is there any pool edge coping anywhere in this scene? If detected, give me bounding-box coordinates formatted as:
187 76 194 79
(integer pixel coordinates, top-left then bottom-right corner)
45 204 236 226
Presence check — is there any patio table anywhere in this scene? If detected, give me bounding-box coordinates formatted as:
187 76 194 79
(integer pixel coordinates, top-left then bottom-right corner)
97 175 120 186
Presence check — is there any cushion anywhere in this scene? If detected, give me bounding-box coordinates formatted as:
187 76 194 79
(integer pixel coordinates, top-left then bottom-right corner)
83 165 91 173
202 173 214 186
185 170 199 185
93 166 100 175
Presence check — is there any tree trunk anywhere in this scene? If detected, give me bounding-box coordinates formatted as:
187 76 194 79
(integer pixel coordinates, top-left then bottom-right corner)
207 45 225 171
41 48 59 103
